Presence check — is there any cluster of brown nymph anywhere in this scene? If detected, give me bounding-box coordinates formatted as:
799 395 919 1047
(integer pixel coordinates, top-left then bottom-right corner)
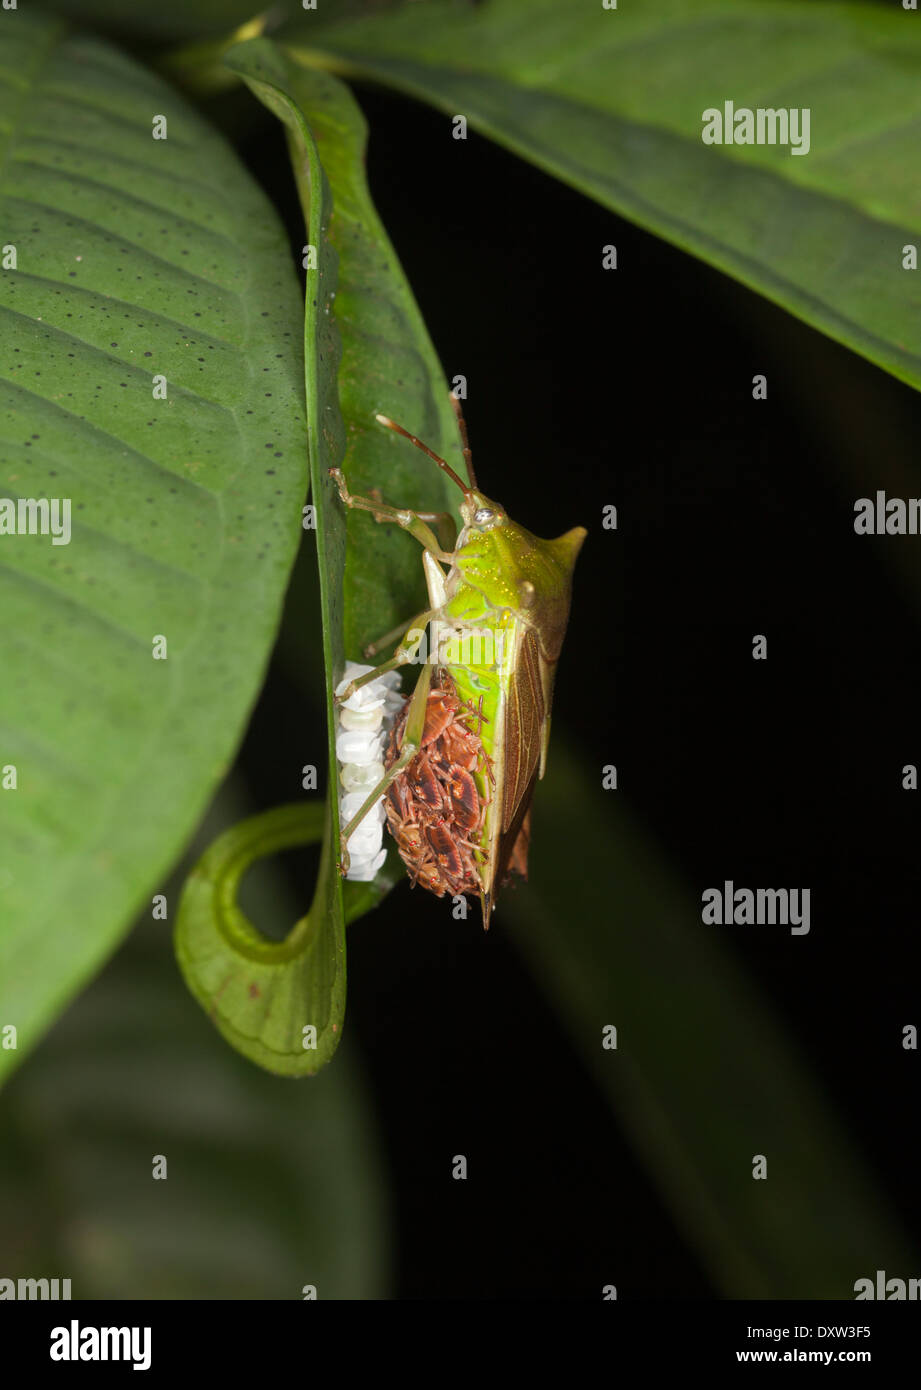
383 673 492 899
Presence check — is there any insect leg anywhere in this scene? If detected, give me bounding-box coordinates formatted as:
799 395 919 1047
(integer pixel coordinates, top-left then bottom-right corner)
329 468 454 562
407 500 457 553
338 663 435 875
335 610 439 702
363 615 418 660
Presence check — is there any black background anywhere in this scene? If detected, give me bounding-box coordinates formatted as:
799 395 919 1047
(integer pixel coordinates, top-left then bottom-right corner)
234 82 921 1299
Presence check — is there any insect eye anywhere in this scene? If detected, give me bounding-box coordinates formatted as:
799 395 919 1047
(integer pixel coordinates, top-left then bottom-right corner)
474 507 495 525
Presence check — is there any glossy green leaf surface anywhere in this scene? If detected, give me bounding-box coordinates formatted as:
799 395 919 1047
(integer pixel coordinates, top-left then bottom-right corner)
290 0 921 392
0 12 306 1085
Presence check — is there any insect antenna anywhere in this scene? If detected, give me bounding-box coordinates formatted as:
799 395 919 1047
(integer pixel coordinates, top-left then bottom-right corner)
449 389 478 490
375 412 472 496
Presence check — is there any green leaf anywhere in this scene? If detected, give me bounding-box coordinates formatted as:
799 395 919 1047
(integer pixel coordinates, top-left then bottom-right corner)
0 804 389 1298
227 42 466 660
174 800 404 1076
0 13 306 1085
175 805 338 1076
288 0 921 393
171 38 463 1075
502 741 919 1298
173 37 348 1076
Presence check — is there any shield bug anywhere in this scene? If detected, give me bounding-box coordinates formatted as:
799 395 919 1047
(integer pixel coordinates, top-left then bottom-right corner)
331 392 586 928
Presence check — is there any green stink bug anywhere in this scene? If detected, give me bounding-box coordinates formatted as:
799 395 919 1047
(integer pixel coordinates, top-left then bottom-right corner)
331 392 586 928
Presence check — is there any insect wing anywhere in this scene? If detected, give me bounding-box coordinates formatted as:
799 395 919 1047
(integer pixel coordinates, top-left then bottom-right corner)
501 625 546 834
475 623 548 925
